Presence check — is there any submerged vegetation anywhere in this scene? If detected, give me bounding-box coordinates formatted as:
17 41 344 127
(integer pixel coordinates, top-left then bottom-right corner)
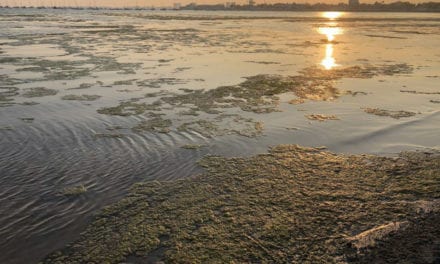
95 63 414 138
61 184 87 196
61 94 101 101
43 145 440 263
22 87 58 98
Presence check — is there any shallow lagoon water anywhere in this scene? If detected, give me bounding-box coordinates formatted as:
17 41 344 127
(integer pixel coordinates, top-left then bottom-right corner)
0 9 439 264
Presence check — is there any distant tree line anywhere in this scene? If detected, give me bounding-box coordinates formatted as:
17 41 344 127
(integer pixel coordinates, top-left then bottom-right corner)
1 1 439 12
182 2 440 12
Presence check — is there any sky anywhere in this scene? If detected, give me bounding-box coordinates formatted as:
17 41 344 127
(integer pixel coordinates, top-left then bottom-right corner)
2 0 439 7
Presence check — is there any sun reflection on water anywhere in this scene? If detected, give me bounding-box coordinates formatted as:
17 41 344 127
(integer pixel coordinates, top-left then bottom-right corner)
322 11 343 20
317 27 343 42
321 44 336 70
318 12 344 70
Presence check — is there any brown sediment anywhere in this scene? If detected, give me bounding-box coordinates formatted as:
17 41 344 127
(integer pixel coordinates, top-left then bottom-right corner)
42 145 440 263
363 108 417 119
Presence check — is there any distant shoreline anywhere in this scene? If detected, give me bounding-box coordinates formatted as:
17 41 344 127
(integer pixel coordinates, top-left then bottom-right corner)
1 2 440 13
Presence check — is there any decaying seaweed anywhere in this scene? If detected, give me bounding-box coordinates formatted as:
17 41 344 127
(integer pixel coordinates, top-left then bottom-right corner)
43 145 439 263
306 114 339 121
363 108 417 119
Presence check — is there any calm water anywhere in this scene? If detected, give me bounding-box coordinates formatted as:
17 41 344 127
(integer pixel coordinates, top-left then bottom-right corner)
0 9 439 263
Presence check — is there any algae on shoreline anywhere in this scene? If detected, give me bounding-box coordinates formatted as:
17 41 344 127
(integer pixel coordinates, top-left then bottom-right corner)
43 145 439 263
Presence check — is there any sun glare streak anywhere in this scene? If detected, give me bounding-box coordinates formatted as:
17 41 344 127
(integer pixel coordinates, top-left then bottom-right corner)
317 27 343 42
321 44 337 70
322 12 343 20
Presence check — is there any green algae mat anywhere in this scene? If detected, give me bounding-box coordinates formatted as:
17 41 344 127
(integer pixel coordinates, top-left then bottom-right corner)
43 145 439 263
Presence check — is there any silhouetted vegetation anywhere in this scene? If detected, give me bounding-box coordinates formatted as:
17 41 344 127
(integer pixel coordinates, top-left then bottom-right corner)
1 2 439 12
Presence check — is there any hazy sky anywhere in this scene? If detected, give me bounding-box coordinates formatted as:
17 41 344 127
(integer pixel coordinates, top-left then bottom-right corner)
3 0 439 7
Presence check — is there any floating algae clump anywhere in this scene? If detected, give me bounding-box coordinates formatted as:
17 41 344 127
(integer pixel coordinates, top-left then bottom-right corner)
94 133 124 139
97 101 162 116
62 184 87 196
363 108 416 119
94 63 413 137
0 87 19 101
0 86 19 106
132 117 172 133
181 144 206 149
43 145 439 263
61 94 101 101
178 115 263 138
22 87 58 98
305 114 339 121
